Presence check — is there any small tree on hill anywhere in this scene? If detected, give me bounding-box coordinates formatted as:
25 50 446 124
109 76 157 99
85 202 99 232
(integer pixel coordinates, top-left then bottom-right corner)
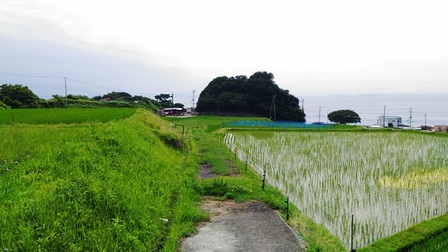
328 109 361 124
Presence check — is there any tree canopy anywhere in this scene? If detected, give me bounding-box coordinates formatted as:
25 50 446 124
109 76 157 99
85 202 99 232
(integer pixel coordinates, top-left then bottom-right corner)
0 84 162 111
154 93 173 108
93 92 133 101
327 109 361 124
196 71 305 121
0 84 41 108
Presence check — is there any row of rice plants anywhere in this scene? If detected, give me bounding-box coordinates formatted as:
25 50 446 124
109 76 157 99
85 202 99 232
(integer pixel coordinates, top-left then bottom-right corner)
0 109 203 251
224 131 448 249
0 107 137 125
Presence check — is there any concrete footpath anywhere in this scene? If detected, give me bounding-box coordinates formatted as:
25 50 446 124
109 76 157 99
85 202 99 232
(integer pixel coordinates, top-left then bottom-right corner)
180 199 305 252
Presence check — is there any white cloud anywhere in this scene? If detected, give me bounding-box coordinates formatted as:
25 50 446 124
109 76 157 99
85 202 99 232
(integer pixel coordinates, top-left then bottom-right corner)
1 0 448 103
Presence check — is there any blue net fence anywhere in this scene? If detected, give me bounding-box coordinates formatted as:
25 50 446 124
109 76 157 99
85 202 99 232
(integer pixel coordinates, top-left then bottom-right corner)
223 120 335 129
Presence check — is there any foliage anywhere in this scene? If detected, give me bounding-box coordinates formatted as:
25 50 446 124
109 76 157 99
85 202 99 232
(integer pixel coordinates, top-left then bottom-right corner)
327 109 361 124
359 213 448 252
0 84 42 108
173 103 185 108
408 228 448 252
0 109 204 251
154 93 173 108
100 91 133 101
0 84 159 110
196 71 305 121
198 178 254 199
0 100 10 109
154 130 187 151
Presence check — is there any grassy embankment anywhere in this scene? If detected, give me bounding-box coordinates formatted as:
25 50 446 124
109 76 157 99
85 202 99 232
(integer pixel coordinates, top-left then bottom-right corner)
0 108 206 251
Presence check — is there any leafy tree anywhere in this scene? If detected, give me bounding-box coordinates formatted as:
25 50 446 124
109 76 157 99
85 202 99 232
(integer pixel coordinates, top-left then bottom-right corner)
154 93 173 108
173 103 185 108
47 95 67 108
196 71 305 121
101 92 133 101
67 94 90 100
327 109 361 124
0 84 41 108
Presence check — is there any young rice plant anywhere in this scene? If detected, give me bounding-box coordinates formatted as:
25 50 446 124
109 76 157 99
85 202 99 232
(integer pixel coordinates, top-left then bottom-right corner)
224 131 448 249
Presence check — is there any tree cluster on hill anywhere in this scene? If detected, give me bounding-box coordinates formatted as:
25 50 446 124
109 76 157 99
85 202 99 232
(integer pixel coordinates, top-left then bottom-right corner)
0 84 41 108
196 72 306 121
0 84 162 111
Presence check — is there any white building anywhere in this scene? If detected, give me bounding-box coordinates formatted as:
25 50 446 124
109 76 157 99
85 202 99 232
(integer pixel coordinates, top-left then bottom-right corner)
377 116 402 127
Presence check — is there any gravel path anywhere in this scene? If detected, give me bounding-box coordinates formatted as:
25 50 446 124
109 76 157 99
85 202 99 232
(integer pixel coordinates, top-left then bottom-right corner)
180 199 305 252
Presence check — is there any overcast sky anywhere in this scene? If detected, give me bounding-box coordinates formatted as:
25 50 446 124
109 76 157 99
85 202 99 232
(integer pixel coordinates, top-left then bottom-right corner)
1 0 448 106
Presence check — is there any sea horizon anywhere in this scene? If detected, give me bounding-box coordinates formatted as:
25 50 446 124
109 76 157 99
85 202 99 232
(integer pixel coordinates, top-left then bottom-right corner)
301 93 448 127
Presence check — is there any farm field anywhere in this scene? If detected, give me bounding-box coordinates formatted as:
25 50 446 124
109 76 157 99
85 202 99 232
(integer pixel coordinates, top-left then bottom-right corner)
0 108 204 251
0 107 137 125
224 131 448 250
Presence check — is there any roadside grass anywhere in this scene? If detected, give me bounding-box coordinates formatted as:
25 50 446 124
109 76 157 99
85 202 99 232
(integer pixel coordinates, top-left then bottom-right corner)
0 107 137 125
0 109 206 251
359 213 448 252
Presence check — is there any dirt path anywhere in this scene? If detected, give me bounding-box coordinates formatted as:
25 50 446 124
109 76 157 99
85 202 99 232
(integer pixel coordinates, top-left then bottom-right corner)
180 197 305 252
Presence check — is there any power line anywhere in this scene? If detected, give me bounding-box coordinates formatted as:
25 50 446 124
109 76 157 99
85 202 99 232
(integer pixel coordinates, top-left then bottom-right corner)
66 77 116 90
0 72 64 79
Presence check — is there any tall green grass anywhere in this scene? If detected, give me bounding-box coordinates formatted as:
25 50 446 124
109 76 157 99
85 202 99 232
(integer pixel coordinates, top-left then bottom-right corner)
0 109 205 251
0 108 137 125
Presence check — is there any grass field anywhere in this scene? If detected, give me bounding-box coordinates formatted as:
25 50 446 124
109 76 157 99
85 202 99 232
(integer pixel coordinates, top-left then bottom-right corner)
0 108 137 125
0 109 205 251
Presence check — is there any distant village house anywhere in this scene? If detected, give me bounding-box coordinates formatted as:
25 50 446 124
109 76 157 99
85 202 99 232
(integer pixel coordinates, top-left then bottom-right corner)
377 116 402 128
434 125 448 132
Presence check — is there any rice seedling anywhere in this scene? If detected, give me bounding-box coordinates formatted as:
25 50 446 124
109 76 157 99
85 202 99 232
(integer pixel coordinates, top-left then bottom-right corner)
224 131 448 249
0 108 137 125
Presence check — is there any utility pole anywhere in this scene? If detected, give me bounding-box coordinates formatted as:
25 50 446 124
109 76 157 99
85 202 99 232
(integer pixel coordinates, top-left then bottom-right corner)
425 113 427 126
274 95 276 121
192 90 195 115
64 77 68 106
409 108 413 127
301 99 305 111
383 105 386 127
171 92 174 106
